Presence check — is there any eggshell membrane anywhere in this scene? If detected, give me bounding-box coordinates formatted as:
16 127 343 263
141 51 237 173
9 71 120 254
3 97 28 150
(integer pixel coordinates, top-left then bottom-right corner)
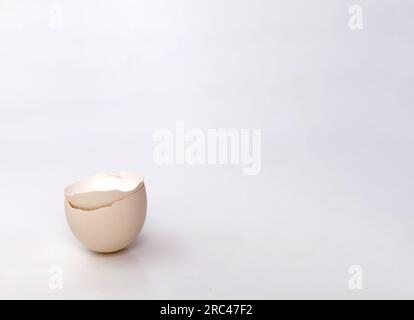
65 185 147 253
65 172 144 211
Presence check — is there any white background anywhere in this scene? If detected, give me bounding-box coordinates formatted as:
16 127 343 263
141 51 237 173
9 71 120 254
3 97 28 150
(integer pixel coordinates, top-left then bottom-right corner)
1 0 414 299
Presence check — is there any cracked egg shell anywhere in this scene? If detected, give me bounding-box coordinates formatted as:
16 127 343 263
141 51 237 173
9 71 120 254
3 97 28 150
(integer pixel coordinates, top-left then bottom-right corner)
64 172 147 253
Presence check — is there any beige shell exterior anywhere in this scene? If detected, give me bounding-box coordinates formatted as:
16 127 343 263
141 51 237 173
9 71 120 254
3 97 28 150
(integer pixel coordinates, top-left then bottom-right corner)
65 185 147 253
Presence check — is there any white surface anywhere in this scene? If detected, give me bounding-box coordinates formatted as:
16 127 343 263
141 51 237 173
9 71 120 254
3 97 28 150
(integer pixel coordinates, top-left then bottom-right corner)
1 0 414 299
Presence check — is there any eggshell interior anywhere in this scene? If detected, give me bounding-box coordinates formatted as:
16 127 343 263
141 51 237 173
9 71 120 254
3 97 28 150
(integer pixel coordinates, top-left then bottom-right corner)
65 172 144 211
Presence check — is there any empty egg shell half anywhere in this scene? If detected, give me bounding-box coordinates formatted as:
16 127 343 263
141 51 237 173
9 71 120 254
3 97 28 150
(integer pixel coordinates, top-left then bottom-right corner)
64 172 147 253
